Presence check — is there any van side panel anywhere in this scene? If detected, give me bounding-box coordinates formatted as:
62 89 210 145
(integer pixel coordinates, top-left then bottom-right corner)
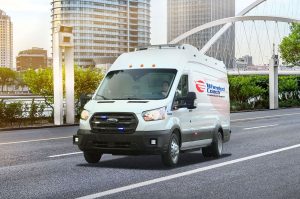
188 62 230 142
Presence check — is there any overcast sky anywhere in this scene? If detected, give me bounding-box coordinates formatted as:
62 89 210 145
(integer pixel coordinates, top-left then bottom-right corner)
0 0 282 67
0 0 253 57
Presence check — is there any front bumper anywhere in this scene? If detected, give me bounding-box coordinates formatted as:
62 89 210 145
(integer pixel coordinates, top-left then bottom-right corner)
73 129 171 155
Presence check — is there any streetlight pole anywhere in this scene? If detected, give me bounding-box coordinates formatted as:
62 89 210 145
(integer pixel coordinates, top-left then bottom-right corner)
53 25 75 125
269 44 279 110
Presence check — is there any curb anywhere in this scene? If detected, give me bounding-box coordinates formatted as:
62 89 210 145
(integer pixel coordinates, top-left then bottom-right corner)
231 107 300 113
0 124 79 132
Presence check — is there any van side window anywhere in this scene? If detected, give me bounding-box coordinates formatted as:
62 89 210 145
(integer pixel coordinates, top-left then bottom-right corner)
176 75 189 98
173 75 189 109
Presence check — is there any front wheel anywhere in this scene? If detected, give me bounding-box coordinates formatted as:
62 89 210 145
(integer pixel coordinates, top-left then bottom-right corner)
202 130 223 158
161 133 180 167
83 151 102 164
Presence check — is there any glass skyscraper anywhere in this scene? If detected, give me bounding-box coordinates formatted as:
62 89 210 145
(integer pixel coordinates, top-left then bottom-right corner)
51 0 151 67
167 0 235 68
0 10 13 69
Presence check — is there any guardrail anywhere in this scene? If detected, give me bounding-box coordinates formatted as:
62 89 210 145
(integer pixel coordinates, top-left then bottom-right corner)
0 96 53 117
0 96 55 128
0 95 91 128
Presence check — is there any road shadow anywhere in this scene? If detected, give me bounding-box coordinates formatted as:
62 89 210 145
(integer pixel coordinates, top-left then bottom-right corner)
76 152 232 170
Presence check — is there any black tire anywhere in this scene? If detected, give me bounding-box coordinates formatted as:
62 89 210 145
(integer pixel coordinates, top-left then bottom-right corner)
161 133 180 167
202 130 223 158
83 151 102 164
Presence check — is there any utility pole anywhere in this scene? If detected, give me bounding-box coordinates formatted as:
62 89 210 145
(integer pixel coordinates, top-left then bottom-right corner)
269 43 279 110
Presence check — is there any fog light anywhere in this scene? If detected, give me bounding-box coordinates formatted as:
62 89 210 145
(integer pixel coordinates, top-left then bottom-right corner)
117 127 125 133
150 139 157 145
73 136 79 144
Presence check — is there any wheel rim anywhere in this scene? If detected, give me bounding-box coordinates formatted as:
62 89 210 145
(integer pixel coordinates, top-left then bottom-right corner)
170 138 179 163
217 132 223 155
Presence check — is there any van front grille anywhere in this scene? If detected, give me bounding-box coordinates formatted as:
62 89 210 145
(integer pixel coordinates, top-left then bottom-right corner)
90 113 138 134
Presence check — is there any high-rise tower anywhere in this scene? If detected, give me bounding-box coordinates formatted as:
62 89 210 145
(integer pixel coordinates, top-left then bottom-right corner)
0 10 13 69
51 0 151 68
167 0 235 68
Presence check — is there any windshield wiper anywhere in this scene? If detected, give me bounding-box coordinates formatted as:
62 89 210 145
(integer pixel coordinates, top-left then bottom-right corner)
112 97 145 100
95 94 110 100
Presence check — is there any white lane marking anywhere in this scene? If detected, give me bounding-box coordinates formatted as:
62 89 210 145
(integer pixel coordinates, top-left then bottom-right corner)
0 136 72 146
231 112 300 122
48 152 83 158
76 144 300 199
243 124 279 130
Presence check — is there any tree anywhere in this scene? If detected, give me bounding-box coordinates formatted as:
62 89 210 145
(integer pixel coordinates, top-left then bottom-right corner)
279 23 300 66
0 67 16 92
23 66 104 115
23 68 54 110
15 71 27 92
74 66 104 116
74 66 104 104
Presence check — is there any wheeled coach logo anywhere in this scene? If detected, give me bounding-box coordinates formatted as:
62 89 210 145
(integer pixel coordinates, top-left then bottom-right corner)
195 80 226 97
206 83 225 95
195 80 206 93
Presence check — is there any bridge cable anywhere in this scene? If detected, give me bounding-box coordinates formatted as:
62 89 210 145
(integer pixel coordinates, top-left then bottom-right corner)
235 23 242 61
223 26 231 64
264 21 272 57
229 26 236 68
242 21 252 57
224 26 231 66
221 26 229 62
253 20 265 64
215 34 221 60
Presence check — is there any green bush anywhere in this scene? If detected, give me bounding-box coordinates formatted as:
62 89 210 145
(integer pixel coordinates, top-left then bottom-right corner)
229 75 300 111
28 99 46 125
279 99 300 108
0 100 49 128
5 101 23 126
229 75 268 111
0 100 5 126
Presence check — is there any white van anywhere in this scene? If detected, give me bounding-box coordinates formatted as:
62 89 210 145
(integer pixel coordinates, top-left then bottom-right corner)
73 44 231 167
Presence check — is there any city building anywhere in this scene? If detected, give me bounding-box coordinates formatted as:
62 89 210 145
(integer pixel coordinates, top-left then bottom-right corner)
0 9 13 69
51 0 151 68
235 55 253 69
167 0 235 68
16 48 48 71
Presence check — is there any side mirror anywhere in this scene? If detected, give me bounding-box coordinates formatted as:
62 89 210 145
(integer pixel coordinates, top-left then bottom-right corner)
80 94 93 107
186 92 197 109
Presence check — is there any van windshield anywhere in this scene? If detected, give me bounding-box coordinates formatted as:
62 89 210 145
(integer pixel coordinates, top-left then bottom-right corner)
94 69 177 100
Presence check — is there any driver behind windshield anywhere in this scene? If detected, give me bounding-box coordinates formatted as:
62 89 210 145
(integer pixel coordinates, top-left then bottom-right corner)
161 81 170 97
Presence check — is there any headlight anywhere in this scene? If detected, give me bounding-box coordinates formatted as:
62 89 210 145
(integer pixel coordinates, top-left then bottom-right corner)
142 107 166 121
80 110 90 121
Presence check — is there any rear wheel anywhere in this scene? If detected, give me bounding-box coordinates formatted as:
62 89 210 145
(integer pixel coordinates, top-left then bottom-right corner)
161 133 180 167
202 130 223 158
83 151 102 163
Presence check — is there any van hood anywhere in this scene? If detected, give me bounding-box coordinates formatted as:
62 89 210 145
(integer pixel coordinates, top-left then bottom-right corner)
84 100 168 114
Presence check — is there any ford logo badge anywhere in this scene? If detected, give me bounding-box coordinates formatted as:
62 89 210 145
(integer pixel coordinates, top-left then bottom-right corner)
107 118 119 123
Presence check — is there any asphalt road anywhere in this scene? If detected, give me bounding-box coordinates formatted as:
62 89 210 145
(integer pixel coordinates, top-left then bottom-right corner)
0 108 299 199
